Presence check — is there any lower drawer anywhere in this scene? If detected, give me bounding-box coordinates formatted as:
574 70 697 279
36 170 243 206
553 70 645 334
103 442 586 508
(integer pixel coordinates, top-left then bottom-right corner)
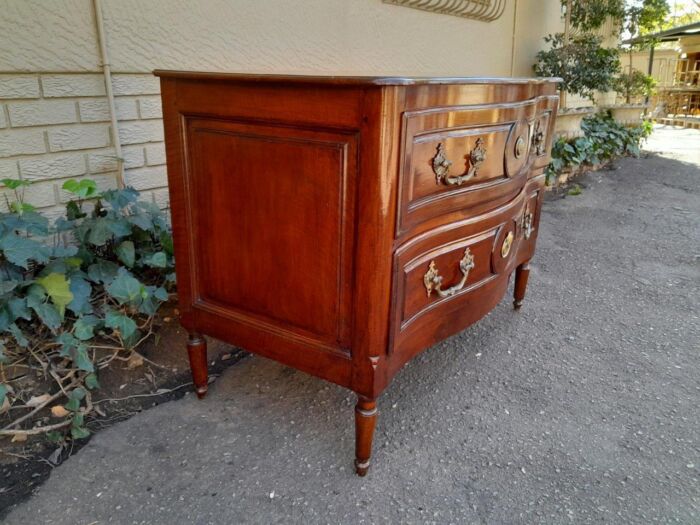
390 188 531 358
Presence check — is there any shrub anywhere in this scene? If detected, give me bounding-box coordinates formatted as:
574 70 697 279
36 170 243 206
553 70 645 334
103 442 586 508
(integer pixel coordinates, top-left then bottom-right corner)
0 178 174 440
613 69 656 103
534 33 621 102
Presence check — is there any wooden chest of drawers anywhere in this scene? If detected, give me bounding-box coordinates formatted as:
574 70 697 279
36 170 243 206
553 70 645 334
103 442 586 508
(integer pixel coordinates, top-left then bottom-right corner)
156 71 559 475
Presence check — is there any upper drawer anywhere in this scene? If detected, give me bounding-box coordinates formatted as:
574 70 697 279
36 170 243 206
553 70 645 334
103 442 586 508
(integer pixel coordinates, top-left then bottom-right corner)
396 97 552 237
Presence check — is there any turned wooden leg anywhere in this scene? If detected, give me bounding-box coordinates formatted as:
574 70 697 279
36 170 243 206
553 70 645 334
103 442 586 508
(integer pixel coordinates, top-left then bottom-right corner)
354 396 377 476
513 262 531 310
187 333 208 399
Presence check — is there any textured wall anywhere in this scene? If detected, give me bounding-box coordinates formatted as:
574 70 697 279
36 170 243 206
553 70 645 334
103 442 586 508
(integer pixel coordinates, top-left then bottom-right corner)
511 0 564 77
102 0 517 76
0 0 100 72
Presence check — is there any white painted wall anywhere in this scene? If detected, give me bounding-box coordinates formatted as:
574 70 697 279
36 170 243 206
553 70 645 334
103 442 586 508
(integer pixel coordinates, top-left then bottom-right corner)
0 0 564 214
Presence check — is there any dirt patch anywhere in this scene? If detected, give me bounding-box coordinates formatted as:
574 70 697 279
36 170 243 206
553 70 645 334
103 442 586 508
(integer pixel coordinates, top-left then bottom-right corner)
0 304 246 515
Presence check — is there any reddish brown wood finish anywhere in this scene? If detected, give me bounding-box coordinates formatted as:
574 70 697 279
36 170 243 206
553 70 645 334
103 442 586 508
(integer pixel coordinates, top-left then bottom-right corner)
513 262 531 309
156 72 558 475
354 397 378 476
186 334 208 399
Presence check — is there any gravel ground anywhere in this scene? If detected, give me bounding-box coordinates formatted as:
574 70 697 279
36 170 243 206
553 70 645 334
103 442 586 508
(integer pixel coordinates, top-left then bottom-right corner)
3 126 699 524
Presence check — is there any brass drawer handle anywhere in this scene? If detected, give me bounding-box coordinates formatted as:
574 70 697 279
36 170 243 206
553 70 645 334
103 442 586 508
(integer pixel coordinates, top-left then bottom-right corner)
532 120 545 156
423 248 475 298
432 138 486 186
522 209 534 240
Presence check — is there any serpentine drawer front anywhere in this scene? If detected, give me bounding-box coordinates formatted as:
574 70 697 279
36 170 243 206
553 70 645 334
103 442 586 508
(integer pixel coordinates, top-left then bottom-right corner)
156 71 559 476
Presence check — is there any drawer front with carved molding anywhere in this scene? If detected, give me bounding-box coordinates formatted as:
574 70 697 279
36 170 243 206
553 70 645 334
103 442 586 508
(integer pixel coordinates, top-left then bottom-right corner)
397 100 537 236
391 188 529 357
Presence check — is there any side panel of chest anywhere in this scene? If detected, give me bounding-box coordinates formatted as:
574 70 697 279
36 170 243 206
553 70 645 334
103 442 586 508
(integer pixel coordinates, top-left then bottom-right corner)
160 79 372 387
184 118 357 349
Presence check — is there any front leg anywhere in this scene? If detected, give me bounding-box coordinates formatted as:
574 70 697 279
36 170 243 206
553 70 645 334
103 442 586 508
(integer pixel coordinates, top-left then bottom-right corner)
513 261 531 309
354 396 377 476
187 333 208 399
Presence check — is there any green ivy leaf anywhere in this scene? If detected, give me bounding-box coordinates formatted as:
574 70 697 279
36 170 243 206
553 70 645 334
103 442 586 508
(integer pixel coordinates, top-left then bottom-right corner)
71 425 90 440
51 245 79 258
102 187 139 209
18 211 49 236
115 240 135 267
36 273 73 317
70 387 86 401
154 287 169 301
107 217 132 238
85 373 100 390
67 276 92 315
104 309 138 340
86 217 113 246
8 297 31 321
7 323 28 347
56 332 79 355
87 259 119 284
142 252 167 268
0 280 18 295
0 384 7 407
30 301 62 330
0 233 50 269
106 269 144 305
72 344 94 372
73 315 99 341
128 212 153 231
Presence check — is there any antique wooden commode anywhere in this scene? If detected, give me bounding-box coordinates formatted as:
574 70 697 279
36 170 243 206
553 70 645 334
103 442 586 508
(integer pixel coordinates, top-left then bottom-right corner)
156 71 558 475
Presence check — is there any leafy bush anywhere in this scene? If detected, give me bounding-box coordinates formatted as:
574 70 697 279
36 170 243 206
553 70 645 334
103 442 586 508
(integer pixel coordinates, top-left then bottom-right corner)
613 69 656 103
562 0 669 36
546 112 653 183
534 33 621 102
564 0 626 33
0 178 174 440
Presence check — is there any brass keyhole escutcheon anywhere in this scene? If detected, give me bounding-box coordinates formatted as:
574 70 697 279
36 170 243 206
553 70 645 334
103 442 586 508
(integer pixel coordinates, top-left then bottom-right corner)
514 136 525 159
501 231 514 258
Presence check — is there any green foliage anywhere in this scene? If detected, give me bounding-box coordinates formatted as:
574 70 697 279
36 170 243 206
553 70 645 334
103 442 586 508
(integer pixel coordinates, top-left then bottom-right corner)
628 0 670 37
534 33 621 101
614 69 657 102
563 0 670 37
564 0 626 32
546 111 653 183
0 178 174 439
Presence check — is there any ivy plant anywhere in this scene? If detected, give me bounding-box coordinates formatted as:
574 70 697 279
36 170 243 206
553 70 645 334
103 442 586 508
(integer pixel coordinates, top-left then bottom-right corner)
545 112 653 183
0 178 174 440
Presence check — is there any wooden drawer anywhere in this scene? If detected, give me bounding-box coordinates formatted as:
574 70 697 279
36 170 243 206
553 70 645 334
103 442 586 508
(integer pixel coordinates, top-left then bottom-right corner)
396 97 556 236
391 189 528 357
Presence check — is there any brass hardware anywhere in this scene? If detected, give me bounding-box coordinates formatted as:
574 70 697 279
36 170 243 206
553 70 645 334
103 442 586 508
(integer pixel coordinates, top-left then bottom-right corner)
432 138 487 186
501 231 514 258
423 247 475 298
522 209 534 240
532 120 545 156
514 136 526 158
